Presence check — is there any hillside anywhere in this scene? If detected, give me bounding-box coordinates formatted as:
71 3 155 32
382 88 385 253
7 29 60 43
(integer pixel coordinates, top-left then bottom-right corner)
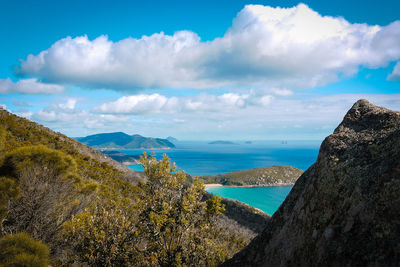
101 150 141 165
224 100 400 266
166 136 178 143
0 109 144 184
77 132 175 149
200 166 303 186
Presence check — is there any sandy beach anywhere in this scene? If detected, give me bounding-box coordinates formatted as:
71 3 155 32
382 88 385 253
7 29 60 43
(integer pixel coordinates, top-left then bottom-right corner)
204 183 294 188
204 183 223 189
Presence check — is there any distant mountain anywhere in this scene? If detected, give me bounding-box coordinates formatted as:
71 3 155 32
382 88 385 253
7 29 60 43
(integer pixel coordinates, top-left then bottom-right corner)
166 136 178 143
76 132 175 149
209 140 238 145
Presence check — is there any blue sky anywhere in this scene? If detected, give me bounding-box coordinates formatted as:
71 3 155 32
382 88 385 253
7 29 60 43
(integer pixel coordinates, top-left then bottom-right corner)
1 0 399 140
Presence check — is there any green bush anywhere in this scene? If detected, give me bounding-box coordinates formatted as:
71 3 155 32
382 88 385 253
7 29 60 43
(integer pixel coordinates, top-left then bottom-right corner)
0 177 20 221
0 232 49 267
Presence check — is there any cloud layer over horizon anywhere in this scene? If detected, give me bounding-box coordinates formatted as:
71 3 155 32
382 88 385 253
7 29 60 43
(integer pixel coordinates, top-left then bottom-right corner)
16 4 400 91
0 78 65 94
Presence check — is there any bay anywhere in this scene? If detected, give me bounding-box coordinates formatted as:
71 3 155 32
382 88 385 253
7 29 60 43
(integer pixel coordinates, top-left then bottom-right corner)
125 140 320 176
123 140 319 214
205 186 293 215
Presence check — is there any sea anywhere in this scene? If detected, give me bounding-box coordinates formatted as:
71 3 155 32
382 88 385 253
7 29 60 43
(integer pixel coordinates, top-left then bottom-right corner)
123 140 321 215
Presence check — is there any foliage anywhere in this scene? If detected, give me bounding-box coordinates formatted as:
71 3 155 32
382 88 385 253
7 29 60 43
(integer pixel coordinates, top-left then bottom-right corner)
0 177 20 224
0 232 50 267
62 153 237 266
62 205 139 266
0 145 87 243
136 153 228 266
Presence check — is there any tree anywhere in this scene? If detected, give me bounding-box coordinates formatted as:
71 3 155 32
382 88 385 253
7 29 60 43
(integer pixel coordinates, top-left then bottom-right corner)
136 153 226 266
0 232 49 267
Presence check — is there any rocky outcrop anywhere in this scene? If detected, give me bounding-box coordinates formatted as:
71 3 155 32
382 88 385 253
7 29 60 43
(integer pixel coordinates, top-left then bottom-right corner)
223 100 400 266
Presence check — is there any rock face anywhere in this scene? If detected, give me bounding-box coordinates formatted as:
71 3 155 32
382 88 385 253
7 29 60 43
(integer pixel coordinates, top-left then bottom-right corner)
223 100 400 266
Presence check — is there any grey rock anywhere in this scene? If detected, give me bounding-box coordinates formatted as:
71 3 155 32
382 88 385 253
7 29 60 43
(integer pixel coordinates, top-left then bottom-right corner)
223 99 400 267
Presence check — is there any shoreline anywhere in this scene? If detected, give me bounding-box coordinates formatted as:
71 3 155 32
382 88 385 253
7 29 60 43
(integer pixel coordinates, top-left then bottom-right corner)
204 183 294 189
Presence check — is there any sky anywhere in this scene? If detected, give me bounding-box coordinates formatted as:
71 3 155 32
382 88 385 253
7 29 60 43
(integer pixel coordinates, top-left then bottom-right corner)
1 0 400 140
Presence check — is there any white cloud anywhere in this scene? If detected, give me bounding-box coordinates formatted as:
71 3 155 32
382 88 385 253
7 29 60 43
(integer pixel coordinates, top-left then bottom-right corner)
388 61 400 81
16 4 400 91
95 92 272 114
270 88 293 96
0 78 65 94
0 104 6 110
31 99 132 136
17 92 400 140
58 98 77 110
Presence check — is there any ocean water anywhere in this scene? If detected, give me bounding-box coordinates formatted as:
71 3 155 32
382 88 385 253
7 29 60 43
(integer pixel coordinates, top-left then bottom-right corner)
205 186 293 215
124 140 320 214
125 140 320 175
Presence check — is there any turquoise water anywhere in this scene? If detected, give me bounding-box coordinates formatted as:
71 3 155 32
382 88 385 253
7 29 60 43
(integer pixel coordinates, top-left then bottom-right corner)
124 141 318 214
206 186 293 215
125 140 320 175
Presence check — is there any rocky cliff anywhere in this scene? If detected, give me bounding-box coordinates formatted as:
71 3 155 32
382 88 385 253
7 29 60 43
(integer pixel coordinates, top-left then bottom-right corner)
224 100 400 266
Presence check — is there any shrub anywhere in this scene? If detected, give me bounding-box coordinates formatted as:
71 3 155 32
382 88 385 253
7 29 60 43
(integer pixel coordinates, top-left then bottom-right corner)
0 145 83 243
0 232 49 267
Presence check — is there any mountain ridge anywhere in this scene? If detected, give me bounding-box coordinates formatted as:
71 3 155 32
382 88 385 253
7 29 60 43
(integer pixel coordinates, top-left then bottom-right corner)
76 132 175 149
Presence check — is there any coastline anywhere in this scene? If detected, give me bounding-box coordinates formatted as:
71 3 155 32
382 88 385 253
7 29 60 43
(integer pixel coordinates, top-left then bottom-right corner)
204 183 294 189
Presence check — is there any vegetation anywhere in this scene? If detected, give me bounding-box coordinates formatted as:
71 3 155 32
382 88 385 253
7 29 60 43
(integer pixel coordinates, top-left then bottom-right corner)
0 232 49 267
101 150 141 165
0 109 258 266
199 165 303 186
136 153 228 266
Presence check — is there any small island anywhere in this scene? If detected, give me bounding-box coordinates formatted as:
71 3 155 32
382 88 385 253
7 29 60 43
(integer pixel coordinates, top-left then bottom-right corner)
208 140 238 145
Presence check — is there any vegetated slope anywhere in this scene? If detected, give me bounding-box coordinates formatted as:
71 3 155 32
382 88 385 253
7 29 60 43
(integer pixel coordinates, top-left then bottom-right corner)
166 136 178 143
205 193 270 234
224 99 400 266
0 109 144 184
0 109 267 265
200 166 303 186
77 132 175 149
101 150 141 165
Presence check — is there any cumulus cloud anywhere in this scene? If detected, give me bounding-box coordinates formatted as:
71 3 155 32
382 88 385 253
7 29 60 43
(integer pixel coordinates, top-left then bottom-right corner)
0 78 65 94
95 92 273 114
30 98 131 137
16 4 400 91
388 61 400 81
